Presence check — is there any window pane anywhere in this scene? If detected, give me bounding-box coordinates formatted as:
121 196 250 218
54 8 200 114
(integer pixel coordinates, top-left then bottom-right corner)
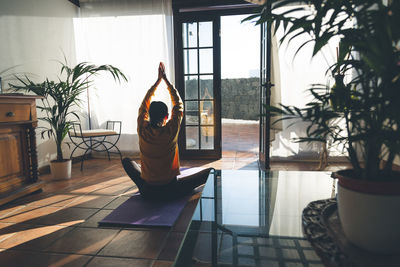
199 48 213 74
200 75 213 99
185 101 199 125
199 21 212 47
185 76 198 100
184 49 198 74
183 22 197 48
186 126 199 149
201 126 214 149
200 101 214 125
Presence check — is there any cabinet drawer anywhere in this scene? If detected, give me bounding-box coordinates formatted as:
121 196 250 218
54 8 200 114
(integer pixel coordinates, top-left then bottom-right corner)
0 104 31 122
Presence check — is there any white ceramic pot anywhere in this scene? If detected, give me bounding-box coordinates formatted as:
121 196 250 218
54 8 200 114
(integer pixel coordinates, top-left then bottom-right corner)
336 171 400 254
50 159 72 180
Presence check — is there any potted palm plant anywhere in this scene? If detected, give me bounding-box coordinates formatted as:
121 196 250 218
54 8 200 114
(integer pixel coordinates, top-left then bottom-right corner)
11 61 127 179
247 0 400 253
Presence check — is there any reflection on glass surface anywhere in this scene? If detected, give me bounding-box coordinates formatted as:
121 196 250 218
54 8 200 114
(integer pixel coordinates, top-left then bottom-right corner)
176 170 336 266
200 76 213 99
201 126 214 150
200 101 213 125
199 21 213 47
268 171 337 236
183 22 197 48
185 101 199 125
199 48 213 73
185 126 199 149
184 76 198 100
175 170 335 266
193 170 336 236
221 170 259 226
193 198 214 221
184 49 198 74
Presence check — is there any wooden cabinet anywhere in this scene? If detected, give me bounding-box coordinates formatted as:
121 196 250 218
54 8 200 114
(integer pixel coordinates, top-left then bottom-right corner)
0 95 43 206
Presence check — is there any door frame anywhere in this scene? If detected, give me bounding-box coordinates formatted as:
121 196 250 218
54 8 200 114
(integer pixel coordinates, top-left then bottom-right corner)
174 13 221 159
173 4 262 160
259 19 272 170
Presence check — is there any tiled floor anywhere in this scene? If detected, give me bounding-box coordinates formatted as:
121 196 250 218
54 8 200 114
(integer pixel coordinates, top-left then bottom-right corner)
0 158 351 267
0 159 189 267
0 121 351 266
222 120 259 155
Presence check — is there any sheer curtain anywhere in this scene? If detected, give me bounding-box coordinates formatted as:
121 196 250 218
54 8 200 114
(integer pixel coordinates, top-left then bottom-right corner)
270 23 283 141
270 5 348 160
74 0 174 155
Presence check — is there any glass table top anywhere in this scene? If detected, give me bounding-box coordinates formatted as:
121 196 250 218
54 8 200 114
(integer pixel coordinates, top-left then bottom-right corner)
175 169 336 267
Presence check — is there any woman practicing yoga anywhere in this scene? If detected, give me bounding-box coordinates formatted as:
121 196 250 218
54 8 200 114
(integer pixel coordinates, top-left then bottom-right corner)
122 62 212 200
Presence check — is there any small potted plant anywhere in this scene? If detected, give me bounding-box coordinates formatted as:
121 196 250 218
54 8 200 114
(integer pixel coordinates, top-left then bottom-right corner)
11 61 127 179
247 0 400 253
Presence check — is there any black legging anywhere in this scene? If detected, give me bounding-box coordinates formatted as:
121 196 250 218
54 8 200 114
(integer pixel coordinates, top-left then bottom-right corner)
122 158 213 200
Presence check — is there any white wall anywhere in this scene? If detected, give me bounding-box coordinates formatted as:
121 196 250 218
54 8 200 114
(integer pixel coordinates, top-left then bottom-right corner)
0 0 85 168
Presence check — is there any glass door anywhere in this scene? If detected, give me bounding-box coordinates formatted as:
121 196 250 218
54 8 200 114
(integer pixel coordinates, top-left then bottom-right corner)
176 16 221 159
259 21 272 170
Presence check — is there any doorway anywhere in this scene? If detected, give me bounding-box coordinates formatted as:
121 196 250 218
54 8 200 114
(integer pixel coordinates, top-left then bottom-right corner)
175 15 221 159
220 15 260 160
174 5 272 167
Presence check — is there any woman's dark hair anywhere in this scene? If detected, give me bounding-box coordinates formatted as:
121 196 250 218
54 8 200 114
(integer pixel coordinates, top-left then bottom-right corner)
149 101 168 127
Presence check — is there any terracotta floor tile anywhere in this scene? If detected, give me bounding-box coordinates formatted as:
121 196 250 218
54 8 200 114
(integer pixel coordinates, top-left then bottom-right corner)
0 222 14 230
77 209 113 228
206 161 235 170
86 256 150 267
30 207 98 226
0 224 73 250
158 232 184 261
101 176 132 185
99 229 168 259
0 250 91 267
181 160 213 168
234 161 259 170
41 179 76 192
222 151 237 157
236 151 258 158
0 206 60 224
219 157 238 162
65 195 116 209
0 223 26 246
103 196 131 210
0 205 26 220
46 227 119 255
235 156 258 162
69 183 110 194
21 194 80 208
90 184 131 196
10 191 52 205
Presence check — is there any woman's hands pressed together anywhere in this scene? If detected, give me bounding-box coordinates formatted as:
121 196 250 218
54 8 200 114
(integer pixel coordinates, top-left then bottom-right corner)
157 62 172 88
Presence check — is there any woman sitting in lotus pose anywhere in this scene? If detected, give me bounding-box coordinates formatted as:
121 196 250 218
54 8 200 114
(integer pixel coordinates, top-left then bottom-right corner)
122 62 212 200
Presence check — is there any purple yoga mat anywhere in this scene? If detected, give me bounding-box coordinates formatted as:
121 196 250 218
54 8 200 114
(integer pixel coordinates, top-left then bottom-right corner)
99 194 190 227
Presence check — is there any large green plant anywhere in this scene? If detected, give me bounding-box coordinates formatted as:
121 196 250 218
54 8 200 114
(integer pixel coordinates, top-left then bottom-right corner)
11 61 127 162
246 0 400 180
